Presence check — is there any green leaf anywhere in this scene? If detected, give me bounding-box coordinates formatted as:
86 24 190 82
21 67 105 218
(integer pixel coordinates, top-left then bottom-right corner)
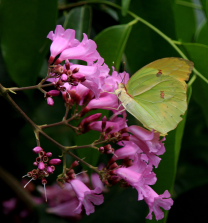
121 0 131 16
182 42 208 126
0 0 58 86
146 115 188 223
173 0 196 42
121 0 176 75
195 20 208 45
94 24 132 71
64 5 92 41
200 0 208 19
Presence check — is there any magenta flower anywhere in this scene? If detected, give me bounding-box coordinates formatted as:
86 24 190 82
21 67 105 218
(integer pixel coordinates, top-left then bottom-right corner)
70 63 102 98
114 157 157 200
38 183 81 219
65 83 91 105
112 141 143 161
128 125 166 167
84 92 119 112
129 125 166 155
47 199 81 218
70 179 104 215
47 25 79 64
56 34 103 64
89 114 127 133
91 173 107 192
144 187 173 220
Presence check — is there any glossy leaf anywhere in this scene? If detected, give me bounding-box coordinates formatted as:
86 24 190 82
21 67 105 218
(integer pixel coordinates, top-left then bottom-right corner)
195 20 208 45
200 0 208 19
182 43 208 126
122 0 176 75
0 0 58 86
121 0 131 16
94 24 132 70
64 5 92 41
173 0 196 42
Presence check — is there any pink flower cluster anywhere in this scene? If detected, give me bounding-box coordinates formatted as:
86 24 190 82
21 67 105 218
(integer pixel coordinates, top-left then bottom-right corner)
46 25 129 110
37 172 105 218
89 119 173 220
43 25 173 220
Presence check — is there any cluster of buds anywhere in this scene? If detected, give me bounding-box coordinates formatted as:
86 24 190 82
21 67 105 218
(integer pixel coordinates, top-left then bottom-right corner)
57 161 80 187
49 63 86 86
23 146 62 189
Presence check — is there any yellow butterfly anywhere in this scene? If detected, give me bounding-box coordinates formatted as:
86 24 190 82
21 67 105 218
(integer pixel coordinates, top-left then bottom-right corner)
115 57 194 135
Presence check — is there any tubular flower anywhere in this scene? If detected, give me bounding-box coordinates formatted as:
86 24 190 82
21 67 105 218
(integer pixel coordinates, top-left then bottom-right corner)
128 125 166 167
56 33 103 64
70 179 104 215
144 187 174 220
47 25 79 64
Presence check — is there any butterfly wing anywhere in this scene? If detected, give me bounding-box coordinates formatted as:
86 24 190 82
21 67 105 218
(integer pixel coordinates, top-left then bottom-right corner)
124 58 194 135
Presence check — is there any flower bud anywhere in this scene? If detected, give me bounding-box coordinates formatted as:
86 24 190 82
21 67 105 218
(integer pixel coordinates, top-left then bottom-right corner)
33 146 43 153
79 113 102 133
61 73 68 81
71 161 79 168
47 97 54 106
46 152 52 157
49 159 62 165
47 166 55 173
38 161 45 170
47 90 60 97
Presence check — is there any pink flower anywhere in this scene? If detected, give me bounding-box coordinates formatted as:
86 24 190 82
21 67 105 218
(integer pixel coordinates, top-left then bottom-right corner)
129 126 165 155
65 83 91 105
114 157 157 201
38 183 81 219
47 25 79 64
144 187 173 220
47 199 81 218
128 126 166 167
91 173 107 192
112 141 143 161
84 92 119 113
89 114 127 133
56 34 103 64
69 64 102 98
70 179 104 215
3 198 16 214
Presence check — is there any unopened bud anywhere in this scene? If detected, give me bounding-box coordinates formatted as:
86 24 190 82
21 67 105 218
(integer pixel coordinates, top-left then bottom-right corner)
72 67 79 73
49 159 62 165
47 97 54 106
47 90 60 97
71 161 79 168
61 73 68 81
47 166 55 173
79 113 102 133
46 152 52 157
33 146 43 153
38 161 45 170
